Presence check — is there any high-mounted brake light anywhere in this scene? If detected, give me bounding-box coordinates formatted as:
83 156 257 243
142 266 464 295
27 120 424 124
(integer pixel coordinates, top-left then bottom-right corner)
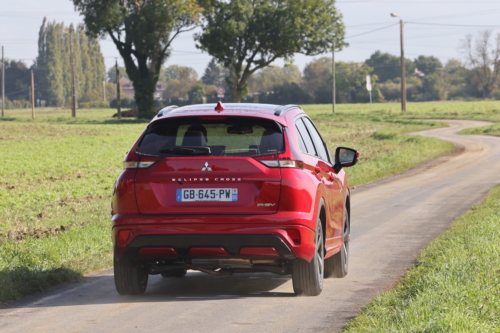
199 117 227 120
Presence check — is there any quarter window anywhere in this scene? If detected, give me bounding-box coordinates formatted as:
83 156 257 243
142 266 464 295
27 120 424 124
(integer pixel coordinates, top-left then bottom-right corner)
303 118 329 162
295 119 316 155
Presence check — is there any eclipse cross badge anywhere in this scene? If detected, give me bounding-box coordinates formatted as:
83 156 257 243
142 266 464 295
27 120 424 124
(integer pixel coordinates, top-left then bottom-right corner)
201 162 212 171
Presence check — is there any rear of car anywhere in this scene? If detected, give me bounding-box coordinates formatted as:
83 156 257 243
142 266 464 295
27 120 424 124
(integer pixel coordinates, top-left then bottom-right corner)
111 103 358 296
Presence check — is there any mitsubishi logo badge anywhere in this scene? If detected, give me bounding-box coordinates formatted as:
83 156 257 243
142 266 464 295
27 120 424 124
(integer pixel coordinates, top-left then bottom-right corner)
201 162 212 171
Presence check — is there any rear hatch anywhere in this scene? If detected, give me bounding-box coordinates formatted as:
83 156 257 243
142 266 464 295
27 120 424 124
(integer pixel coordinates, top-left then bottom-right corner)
134 116 284 215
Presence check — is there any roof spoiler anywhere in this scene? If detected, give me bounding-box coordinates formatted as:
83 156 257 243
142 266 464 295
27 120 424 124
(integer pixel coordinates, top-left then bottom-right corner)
274 104 302 116
156 105 179 118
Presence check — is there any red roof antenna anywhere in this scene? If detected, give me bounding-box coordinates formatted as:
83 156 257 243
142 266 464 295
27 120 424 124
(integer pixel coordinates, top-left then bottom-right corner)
214 101 225 112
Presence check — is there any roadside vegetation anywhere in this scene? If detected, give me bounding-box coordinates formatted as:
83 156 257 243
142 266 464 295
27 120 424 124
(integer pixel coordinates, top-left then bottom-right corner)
3 100 499 304
342 183 500 332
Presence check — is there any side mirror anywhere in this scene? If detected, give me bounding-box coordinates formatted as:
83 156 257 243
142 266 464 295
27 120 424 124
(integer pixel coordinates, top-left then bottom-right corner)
333 147 359 173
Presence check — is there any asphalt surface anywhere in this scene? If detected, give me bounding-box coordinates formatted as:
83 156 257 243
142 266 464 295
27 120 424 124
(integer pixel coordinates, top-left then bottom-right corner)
2 119 500 333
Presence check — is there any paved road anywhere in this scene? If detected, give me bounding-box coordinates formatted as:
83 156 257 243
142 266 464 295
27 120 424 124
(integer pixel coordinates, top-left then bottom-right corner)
2 120 500 333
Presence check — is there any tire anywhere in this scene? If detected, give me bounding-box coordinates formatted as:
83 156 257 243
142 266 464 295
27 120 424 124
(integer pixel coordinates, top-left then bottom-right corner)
325 208 349 278
292 215 324 296
114 259 148 295
161 269 187 278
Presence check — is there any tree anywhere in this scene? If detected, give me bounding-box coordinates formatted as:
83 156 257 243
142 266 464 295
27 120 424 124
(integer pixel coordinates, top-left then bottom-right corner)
2 60 31 101
201 58 227 87
164 65 198 82
72 0 201 118
335 62 381 103
188 82 205 104
302 57 333 103
461 30 500 98
257 82 312 104
414 55 442 76
365 51 415 83
163 65 198 101
107 66 129 83
196 0 345 102
35 18 105 106
248 64 301 95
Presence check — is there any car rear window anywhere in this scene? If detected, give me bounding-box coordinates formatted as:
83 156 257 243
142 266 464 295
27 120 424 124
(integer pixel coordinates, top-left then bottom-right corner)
137 116 284 157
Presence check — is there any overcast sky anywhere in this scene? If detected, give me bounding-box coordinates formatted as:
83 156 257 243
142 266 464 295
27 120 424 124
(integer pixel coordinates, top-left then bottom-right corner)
2 0 500 77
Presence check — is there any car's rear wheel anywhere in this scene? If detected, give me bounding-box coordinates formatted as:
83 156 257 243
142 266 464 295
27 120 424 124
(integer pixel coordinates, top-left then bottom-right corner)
114 259 148 295
161 269 187 278
325 208 349 278
292 215 324 296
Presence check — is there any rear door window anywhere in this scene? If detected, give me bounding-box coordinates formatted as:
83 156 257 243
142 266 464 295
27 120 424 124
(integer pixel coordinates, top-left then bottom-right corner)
137 116 284 157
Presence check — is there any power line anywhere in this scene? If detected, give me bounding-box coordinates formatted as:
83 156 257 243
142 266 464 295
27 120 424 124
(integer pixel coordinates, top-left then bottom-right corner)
346 23 398 39
409 22 500 28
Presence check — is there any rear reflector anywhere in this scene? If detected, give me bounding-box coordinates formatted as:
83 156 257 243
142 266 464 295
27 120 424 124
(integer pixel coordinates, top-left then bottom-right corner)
285 229 301 245
239 247 280 258
139 247 178 258
188 247 228 257
117 230 132 247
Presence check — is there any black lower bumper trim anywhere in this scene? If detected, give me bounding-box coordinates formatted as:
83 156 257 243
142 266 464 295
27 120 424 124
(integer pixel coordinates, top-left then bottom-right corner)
125 234 295 260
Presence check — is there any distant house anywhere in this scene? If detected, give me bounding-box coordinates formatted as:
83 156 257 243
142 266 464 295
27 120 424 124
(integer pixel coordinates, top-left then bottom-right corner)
118 78 167 100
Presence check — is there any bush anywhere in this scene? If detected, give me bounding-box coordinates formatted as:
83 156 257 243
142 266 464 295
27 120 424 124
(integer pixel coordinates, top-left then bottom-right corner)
109 98 137 109
492 89 500 100
79 101 110 109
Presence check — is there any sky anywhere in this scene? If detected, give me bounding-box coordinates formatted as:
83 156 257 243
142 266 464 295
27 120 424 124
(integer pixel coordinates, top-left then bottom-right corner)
1 0 500 78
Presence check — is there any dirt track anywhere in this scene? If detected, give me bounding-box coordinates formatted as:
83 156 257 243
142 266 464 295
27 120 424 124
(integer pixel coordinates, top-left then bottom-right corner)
1 119 499 332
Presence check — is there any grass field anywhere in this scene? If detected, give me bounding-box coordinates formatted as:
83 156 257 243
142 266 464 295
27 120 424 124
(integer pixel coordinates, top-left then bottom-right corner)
341 184 500 332
1 101 496 304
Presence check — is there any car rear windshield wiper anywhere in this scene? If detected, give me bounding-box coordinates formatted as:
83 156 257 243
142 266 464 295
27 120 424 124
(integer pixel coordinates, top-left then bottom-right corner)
159 146 211 155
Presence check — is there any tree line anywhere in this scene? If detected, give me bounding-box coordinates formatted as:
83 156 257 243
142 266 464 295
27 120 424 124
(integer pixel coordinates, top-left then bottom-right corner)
2 0 500 115
1 18 108 109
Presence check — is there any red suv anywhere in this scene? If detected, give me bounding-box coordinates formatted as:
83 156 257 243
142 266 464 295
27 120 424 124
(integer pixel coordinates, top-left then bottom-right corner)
112 103 358 296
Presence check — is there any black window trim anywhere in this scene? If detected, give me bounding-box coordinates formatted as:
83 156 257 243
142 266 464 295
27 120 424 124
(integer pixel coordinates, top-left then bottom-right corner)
294 115 333 165
295 117 316 157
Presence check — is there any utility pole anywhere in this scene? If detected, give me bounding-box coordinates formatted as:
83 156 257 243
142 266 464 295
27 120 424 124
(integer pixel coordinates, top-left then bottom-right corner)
31 70 35 119
400 19 406 112
332 40 336 114
391 13 406 112
103 80 106 102
1 46 4 117
116 60 121 119
70 30 76 117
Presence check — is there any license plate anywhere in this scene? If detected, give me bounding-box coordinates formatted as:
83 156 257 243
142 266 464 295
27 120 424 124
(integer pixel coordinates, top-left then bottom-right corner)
176 188 238 202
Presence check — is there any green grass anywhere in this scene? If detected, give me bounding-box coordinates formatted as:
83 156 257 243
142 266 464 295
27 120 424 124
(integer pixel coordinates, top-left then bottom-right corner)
342 184 500 333
0 103 469 304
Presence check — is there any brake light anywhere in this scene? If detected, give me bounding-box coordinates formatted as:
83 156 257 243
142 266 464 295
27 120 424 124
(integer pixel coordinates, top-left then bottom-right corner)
123 155 160 169
199 117 227 120
257 159 304 169
123 161 157 169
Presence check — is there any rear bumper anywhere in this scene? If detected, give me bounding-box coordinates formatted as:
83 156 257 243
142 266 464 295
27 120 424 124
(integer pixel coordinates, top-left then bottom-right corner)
112 213 316 263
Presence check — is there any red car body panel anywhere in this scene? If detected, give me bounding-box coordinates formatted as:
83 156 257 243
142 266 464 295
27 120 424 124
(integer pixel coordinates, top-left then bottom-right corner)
111 103 351 269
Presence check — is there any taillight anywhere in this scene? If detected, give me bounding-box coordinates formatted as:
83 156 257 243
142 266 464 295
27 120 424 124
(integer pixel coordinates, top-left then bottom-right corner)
256 159 304 169
123 160 157 169
123 154 160 169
